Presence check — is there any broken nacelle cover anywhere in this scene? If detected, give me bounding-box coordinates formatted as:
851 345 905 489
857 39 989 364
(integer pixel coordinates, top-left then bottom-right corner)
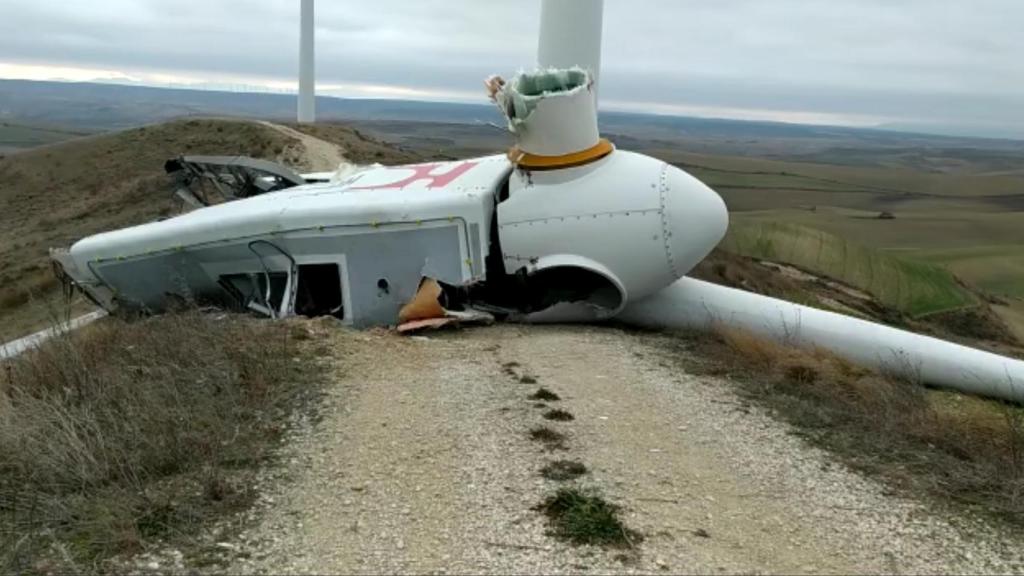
488 68 607 167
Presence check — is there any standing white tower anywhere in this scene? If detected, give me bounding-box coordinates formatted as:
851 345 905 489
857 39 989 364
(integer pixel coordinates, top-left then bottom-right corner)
298 0 316 123
537 0 605 103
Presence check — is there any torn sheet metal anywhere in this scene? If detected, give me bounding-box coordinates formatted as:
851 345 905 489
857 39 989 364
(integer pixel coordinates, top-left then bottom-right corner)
399 278 447 324
165 155 306 207
397 278 494 334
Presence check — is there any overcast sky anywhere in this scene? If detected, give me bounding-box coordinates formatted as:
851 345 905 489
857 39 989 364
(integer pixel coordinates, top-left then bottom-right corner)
1 0 1021 138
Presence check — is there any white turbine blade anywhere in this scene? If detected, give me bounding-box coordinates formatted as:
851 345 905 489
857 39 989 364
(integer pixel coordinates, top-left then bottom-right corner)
618 277 1024 403
298 0 316 123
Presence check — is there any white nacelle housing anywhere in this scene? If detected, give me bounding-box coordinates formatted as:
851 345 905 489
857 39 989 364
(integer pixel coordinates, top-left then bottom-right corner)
59 156 512 326
498 150 728 319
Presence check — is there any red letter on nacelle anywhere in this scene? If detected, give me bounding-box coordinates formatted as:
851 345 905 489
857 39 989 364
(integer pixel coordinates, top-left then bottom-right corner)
349 161 479 190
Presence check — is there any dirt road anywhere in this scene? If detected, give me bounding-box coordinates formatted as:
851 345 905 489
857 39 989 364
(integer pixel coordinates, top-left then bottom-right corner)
226 324 1024 574
259 122 348 172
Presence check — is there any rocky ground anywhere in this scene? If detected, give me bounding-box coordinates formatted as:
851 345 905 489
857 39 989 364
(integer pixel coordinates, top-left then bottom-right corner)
136 323 1024 575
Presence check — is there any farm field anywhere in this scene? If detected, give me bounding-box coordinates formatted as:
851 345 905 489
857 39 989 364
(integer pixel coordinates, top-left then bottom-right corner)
0 121 91 153
722 219 975 317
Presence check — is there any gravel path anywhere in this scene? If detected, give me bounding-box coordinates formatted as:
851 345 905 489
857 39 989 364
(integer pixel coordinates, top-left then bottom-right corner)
227 324 1024 574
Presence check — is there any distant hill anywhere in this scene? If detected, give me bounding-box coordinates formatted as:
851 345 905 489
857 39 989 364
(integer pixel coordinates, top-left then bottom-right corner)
3 79 1024 153
0 79 503 131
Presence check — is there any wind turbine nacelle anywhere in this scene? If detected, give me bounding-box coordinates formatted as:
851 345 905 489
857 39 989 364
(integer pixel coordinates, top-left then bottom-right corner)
498 150 728 320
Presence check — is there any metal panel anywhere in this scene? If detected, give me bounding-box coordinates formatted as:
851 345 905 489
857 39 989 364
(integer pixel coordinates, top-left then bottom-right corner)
93 224 465 327
469 223 483 278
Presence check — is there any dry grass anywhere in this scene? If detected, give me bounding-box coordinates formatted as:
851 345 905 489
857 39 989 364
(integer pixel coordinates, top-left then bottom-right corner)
0 119 300 339
0 311 326 573
674 326 1024 523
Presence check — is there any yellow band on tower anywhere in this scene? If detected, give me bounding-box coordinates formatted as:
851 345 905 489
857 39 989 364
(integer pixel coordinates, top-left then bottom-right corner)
508 138 614 170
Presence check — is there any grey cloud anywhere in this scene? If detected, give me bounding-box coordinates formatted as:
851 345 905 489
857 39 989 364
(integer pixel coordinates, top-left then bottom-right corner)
0 0 1021 137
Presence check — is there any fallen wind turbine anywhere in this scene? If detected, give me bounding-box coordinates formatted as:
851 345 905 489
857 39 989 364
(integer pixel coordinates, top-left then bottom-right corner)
49 0 1024 402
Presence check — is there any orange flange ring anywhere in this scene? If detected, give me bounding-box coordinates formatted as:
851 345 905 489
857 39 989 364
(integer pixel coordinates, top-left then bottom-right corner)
508 138 615 170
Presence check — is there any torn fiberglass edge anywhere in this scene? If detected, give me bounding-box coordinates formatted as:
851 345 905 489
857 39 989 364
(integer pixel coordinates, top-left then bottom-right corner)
489 67 604 162
490 67 592 127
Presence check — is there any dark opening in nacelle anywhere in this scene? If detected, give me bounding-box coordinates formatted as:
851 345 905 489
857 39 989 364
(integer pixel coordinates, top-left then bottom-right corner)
524 266 624 313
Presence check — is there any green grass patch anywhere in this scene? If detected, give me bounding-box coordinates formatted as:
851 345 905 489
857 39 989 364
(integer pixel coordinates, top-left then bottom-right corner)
722 220 973 317
539 488 641 548
914 245 1024 299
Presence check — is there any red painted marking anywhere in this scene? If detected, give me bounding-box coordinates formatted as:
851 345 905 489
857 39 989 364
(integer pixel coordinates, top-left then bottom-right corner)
349 161 479 190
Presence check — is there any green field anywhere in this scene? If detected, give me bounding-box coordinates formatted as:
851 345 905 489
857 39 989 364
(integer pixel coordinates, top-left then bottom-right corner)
619 144 1023 323
650 148 1024 198
0 121 90 152
722 220 975 317
913 245 1024 299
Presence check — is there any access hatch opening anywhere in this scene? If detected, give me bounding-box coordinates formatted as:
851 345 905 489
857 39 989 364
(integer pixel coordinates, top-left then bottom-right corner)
294 263 345 319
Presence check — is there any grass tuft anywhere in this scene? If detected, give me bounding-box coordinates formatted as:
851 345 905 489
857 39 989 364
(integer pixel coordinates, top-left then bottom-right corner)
530 388 561 402
539 488 641 547
541 460 588 482
544 409 575 422
529 427 568 451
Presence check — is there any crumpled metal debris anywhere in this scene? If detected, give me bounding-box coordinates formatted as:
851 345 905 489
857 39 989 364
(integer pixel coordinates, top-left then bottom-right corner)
397 278 493 334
